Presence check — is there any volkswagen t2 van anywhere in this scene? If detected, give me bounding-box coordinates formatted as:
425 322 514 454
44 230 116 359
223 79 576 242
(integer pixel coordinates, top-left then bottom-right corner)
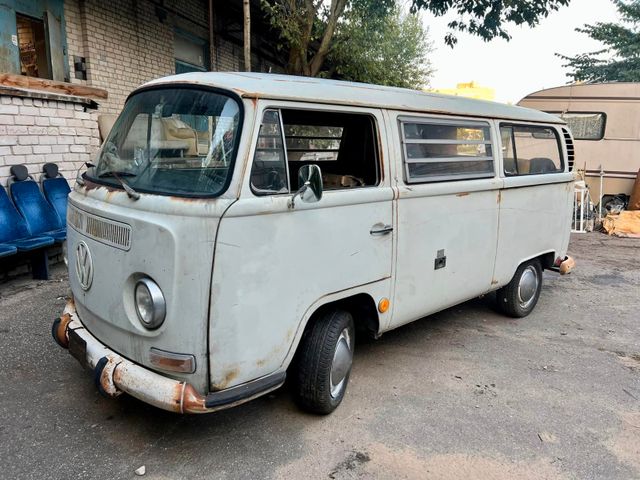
52 73 575 415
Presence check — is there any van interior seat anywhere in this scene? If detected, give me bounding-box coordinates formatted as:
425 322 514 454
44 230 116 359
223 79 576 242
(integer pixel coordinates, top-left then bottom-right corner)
529 157 558 174
8 165 66 243
161 117 198 156
41 163 71 223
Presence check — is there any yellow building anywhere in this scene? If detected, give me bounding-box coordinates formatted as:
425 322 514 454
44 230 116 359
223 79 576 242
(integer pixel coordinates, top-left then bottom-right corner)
430 81 495 101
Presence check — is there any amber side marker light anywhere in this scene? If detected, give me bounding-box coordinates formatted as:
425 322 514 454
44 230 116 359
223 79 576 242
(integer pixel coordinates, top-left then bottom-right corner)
149 348 196 374
378 298 390 313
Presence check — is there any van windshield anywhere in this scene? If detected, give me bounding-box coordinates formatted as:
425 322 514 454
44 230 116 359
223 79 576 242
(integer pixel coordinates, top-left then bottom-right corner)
87 87 241 197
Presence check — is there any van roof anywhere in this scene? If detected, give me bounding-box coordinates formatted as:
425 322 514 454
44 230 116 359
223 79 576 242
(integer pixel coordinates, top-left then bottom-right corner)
141 72 564 125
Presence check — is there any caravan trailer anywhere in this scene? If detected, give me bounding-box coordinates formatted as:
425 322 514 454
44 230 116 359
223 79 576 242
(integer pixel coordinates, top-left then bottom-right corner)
519 83 640 202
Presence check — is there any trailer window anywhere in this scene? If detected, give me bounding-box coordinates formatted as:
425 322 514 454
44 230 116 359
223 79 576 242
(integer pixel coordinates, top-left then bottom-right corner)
500 125 563 176
400 119 494 183
551 112 605 140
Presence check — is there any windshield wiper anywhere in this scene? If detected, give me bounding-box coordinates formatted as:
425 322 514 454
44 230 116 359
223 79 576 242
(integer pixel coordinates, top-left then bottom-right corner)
98 171 140 200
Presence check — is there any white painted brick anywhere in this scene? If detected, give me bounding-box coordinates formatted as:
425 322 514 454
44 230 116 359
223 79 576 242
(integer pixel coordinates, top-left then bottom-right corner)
35 117 50 126
0 126 6 135
39 136 58 145
12 145 32 154
70 145 87 153
67 118 83 127
40 108 57 117
22 98 33 106
33 145 53 154
74 136 90 145
1 97 11 104
28 126 48 135
57 109 75 118
58 136 76 145
33 99 43 107
0 146 11 155
47 153 64 162
5 155 26 165
0 104 19 114
14 116 35 126
0 136 17 146
52 145 70 153
18 136 40 145
59 127 77 135
19 106 39 116
11 98 23 105
7 125 28 135
50 117 67 126
0 115 15 125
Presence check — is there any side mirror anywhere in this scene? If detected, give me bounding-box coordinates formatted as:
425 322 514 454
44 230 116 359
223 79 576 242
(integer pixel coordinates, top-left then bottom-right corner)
288 164 323 209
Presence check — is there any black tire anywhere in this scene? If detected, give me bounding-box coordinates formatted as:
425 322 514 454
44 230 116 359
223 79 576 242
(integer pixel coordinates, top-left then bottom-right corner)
292 309 355 415
496 259 543 318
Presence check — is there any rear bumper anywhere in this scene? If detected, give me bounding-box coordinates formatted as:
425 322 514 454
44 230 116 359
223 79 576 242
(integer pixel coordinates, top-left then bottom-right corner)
53 298 285 414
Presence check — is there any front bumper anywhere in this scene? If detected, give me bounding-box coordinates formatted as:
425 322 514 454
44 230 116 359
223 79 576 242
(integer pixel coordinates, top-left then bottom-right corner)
53 298 285 414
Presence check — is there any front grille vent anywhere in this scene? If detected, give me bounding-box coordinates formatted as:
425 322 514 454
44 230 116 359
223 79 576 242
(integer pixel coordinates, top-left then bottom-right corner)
562 128 575 171
67 204 132 250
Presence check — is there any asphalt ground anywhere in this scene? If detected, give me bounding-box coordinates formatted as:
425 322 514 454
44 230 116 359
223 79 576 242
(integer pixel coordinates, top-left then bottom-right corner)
0 233 638 480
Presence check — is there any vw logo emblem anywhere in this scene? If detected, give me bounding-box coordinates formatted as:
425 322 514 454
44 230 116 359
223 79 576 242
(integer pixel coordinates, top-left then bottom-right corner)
75 241 94 291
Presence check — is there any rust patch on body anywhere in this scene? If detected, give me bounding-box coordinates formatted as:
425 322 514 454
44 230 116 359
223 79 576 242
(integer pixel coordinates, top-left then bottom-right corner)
491 279 499 285
55 313 72 347
211 368 240 391
456 192 469 197
497 191 502 204
180 383 207 413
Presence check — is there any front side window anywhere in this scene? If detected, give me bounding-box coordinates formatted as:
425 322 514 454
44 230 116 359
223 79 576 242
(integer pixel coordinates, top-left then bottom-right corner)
500 125 563 176
88 88 241 197
250 108 380 194
553 112 606 140
401 119 494 183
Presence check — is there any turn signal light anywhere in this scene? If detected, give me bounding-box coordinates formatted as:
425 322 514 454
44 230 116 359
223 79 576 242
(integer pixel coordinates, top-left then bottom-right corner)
378 298 390 313
149 348 196 374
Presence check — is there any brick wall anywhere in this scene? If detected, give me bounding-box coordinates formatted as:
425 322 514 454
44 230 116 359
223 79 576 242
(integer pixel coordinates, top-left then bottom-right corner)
0 95 99 186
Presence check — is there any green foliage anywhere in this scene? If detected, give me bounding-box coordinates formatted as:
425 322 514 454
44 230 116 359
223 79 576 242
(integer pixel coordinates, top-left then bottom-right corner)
558 0 640 82
328 5 433 89
261 0 431 88
411 0 571 46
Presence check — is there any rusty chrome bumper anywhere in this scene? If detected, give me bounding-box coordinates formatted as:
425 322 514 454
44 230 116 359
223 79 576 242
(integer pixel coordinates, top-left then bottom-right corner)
52 298 285 414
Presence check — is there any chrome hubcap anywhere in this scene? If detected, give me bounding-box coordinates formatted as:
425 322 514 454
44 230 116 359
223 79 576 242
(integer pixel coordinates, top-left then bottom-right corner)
330 328 353 398
517 266 539 309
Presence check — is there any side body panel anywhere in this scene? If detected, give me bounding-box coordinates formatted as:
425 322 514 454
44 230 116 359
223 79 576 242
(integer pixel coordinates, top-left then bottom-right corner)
387 112 502 329
208 101 394 390
492 122 574 285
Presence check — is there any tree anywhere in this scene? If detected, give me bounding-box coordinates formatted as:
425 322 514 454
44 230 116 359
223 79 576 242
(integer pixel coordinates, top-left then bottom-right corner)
411 0 571 46
261 0 351 77
558 0 640 82
244 0 251 71
262 0 570 80
328 4 433 89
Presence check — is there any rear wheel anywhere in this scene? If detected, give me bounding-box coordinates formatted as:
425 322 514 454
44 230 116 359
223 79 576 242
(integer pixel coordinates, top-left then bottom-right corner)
496 259 543 318
292 309 354 414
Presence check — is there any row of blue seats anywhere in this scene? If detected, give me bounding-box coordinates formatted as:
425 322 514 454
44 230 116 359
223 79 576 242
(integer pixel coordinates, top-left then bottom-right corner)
0 163 71 279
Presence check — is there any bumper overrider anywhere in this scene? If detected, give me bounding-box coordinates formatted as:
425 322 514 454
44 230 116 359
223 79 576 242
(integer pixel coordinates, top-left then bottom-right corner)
52 298 285 414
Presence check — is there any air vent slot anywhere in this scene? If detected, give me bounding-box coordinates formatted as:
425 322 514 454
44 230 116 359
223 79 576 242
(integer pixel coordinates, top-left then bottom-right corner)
67 204 132 250
562 128 575 172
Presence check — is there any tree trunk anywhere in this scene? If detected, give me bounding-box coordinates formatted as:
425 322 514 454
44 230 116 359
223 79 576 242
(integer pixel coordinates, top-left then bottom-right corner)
243 0 251 72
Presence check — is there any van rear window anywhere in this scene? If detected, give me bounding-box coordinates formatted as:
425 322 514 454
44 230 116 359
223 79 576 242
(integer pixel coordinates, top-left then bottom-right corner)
400 119 494 183
500 125 563 176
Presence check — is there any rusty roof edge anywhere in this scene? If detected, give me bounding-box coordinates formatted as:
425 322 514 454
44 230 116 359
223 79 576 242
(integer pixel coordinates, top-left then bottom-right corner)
140 72 565 125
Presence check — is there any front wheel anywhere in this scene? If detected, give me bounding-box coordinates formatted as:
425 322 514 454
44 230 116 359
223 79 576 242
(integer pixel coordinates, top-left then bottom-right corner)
496 259 543 318
292 309 355 414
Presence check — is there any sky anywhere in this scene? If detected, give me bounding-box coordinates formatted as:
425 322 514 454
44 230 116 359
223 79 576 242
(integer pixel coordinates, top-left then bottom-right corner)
423 0 622 104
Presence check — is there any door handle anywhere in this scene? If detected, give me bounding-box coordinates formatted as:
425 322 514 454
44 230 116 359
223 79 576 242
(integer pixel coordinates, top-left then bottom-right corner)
370 224 393 235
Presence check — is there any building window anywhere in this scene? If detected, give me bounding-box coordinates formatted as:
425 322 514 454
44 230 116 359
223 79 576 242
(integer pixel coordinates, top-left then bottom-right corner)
552 112 606 140
500 125 563 176
401 118 494 183
16 13 50 79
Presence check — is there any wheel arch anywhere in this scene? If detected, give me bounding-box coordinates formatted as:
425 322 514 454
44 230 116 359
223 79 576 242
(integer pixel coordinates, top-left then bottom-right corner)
281 287 384 371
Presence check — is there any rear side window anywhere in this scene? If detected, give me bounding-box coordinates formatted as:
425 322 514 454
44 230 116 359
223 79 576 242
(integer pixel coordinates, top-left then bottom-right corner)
500 125 563 176
400 118 494 183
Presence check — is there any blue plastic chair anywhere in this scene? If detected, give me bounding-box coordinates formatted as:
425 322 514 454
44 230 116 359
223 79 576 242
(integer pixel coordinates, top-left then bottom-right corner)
0 184 55 278
41 163 71 224
9 165 66 243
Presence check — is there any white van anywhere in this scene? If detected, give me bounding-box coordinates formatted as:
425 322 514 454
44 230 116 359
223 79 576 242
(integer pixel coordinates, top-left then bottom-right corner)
52 73 575 415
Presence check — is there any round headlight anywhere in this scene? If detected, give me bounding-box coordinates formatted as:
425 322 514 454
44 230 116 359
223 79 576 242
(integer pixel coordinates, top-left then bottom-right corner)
134 278 166 329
